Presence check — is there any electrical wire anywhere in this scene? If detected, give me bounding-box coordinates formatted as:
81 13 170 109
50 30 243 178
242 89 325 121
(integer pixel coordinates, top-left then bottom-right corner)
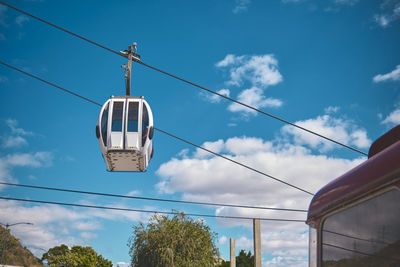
0 60 315 196
0 196 306 222
0 61 101 107
0 1 368 157
0 182 307 212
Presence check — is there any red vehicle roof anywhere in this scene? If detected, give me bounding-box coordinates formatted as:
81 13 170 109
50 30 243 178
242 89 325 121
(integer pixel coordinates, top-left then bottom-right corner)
307 127 400 225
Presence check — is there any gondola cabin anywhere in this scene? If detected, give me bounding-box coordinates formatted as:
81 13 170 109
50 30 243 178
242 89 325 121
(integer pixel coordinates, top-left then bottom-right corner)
96 96 154 171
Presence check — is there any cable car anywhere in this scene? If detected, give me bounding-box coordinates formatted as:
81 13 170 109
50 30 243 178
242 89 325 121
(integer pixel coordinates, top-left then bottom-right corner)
96 43 154 172
96 96 154 171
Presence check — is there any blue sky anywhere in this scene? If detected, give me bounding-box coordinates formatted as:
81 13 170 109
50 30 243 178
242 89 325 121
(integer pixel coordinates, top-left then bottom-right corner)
0 0 400 266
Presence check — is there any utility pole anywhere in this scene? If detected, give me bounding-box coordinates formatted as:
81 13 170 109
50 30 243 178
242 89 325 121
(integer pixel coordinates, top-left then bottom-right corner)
0 222 33 265
230 238 236 267
253 218 262 267
121 42 140 96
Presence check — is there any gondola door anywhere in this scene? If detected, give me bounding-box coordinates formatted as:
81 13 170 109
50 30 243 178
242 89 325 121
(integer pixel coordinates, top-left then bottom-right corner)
125 99 141 150
109 100 125 150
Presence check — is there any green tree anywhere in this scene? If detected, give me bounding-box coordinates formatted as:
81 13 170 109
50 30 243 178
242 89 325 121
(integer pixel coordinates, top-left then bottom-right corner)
218 249 254 267
128 212 219 267
41 244 112 267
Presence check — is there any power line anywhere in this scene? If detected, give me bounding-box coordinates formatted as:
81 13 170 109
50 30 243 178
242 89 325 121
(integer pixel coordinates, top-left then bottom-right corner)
0 1 368 157
0 196 306 223
0 182 307 212
0 61 101 107
0 60 315 196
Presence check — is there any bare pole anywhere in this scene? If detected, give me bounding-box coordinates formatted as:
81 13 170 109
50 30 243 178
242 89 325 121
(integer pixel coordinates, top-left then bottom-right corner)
253 219 262 267
230 238 236 267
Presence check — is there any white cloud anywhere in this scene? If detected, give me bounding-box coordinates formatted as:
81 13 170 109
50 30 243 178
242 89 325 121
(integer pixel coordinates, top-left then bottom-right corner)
281 114 371 152
215 54 283 116
155 110 368 263
5 152 53 167
373 65 400 82
374 2 400 27
228 87 282 115
0 199 153 259
80 232 98 240
2 136 28 148
15 15 29 27
216 54 282 88
324 106 340 114
113 262 131 267
2 119 33 148
203 89 230 103
218 235 228 245
156 136 363 209
193 139 225 158
233 0 251 14
382 108 400 125
6 119 33 136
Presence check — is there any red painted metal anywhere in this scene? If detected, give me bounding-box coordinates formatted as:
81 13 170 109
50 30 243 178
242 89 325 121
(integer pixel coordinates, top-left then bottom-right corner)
307 134 400 226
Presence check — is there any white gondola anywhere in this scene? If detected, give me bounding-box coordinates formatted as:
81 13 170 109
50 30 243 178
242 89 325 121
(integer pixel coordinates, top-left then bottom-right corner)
96 96 154 171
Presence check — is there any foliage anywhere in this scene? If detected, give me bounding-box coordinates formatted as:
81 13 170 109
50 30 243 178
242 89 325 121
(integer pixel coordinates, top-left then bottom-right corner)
218 249 254 267
41 244 112 267
128 212 219 267
0 225 43 267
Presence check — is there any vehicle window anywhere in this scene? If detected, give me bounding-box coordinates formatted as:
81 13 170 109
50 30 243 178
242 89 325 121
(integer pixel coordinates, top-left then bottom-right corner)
322 189 400 266
142 102 149 146
111 101 124 132
127 102 139 132
101 103 109 146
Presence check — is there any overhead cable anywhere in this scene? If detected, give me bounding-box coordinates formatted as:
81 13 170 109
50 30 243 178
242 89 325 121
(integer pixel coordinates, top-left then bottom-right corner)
0 196 306 222
0 1 368 156
0 60 315 196
0 182 308 212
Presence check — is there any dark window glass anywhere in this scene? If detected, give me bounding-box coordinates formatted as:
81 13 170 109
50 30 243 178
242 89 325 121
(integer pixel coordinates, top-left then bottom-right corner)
101 103 109 146
322 189 400 266
127 102 139 132
142 103 149 146
111 101 124 132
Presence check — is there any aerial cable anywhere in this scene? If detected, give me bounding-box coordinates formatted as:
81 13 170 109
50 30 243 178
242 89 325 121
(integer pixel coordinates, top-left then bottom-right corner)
0 1 368 157
0 182 308 212
0 61 101 107
0 60 315 195
0 196 306 223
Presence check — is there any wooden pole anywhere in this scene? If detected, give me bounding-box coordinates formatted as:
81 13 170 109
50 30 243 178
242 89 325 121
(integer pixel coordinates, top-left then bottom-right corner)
230 238 236 267
253 218 262 267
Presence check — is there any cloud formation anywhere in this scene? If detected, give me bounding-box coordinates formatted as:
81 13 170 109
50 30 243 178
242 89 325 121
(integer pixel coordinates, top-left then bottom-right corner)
373 65 400 82
216 54 282 88
203 89 231 103
15 15 29 27
374 1 400 27
233 0 251 14
281 114 371 152
155 110 368 264
214 54 283 116
382 108 400 125
228 87 283 114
